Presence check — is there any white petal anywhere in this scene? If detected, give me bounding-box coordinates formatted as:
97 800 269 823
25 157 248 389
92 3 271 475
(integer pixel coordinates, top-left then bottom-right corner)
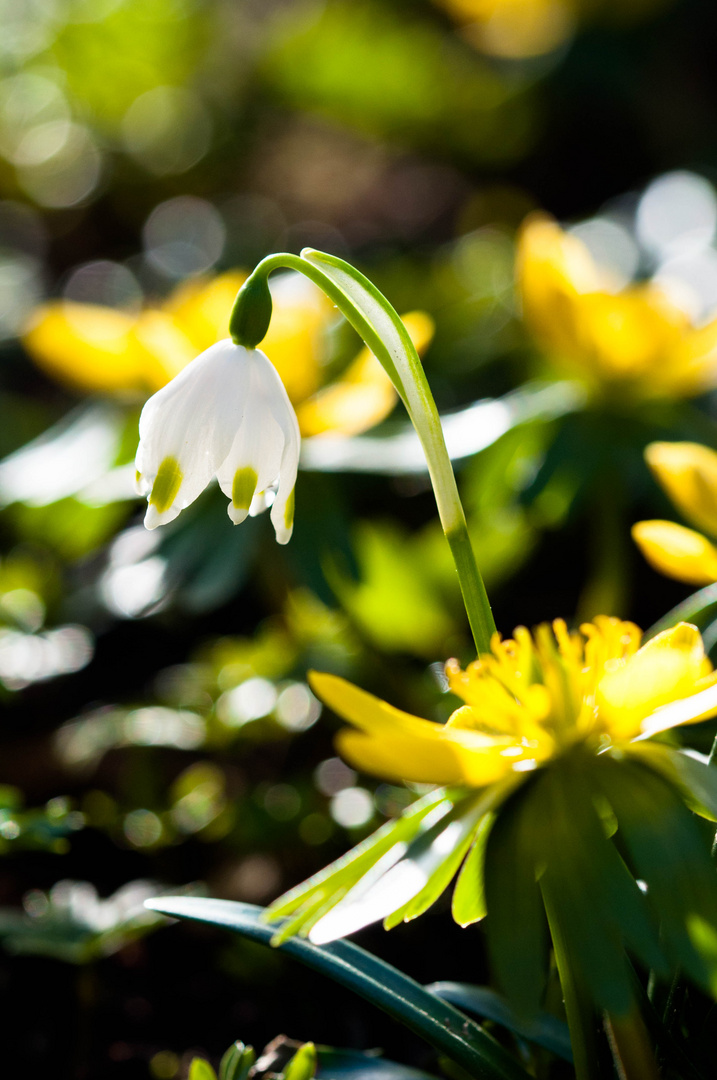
214 349 300 538
135 339 249 527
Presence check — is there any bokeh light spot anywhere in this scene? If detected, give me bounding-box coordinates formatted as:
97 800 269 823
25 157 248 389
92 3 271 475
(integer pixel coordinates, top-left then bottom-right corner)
637 171 717 260
143 196 225 278
329 786 374 828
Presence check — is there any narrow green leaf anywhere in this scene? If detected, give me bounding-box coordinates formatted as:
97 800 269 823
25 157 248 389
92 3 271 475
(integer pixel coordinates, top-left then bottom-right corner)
219 1041 255 1080
189 1060 217 1080
283 1042 317 1080
426 982 572 1063
644 581 717 641
145 897 531 1080
265 789 449 941
382 803 485 930
451 814 494 927
385 781 518 930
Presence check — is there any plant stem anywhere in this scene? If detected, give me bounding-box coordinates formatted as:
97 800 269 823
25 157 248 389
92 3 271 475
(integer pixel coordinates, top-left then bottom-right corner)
235 252 496 652
541 881 600 1080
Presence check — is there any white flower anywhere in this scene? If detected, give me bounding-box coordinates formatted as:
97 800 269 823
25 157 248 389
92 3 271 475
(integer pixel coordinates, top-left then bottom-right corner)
135 339 299 543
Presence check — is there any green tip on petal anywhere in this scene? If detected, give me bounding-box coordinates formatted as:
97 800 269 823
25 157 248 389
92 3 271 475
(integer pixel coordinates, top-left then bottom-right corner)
229 272 273 348
150 456 183 513
284 487 295 531
232 466 258 513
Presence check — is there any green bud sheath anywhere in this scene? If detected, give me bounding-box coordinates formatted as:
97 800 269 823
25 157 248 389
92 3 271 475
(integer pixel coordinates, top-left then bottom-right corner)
229 272 274 348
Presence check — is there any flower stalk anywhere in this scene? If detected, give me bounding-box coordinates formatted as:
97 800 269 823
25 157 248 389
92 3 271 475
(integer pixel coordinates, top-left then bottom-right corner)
231 249 496 652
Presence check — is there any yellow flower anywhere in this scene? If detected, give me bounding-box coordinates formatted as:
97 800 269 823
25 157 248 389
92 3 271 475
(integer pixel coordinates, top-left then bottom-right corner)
267 617 717 1016
517 215 717 401
633 441 717 585
434 0 576 59
22 273 433 439
313 617 717 789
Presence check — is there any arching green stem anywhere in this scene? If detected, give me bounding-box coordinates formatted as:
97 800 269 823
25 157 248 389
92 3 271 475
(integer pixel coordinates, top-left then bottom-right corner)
231 250 496 653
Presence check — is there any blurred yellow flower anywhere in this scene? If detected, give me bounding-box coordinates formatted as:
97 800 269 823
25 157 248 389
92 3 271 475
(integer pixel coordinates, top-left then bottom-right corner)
22 274 433 439
434 0 576 58
312 617 717 789
517 215 717 401
634 441 717 585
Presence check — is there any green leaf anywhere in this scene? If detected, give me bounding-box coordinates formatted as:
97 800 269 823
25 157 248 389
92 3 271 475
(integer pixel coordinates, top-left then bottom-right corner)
283 1042 318 1080
300 383 579 476
484 778 548 1018
189 1059 217 1080
328 521 455 658
145 897 531 1080
426 982 572 1063
383 799 488 930
219 1041 255 1080
384 782 517 931
316 1048 442 1079
265 789 452 943
625 743 717 822
538 759 664 1015
644 581 717 641
451 814 494 927
595 756 717 993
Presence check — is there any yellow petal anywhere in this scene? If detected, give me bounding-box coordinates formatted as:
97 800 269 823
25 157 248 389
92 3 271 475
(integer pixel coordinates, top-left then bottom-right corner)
131 310 198 388
517 214 604 356
645 441 717 538
632 520 717 585
311 671 515 787
309 671 446 739
335 729 510 786
598 621 710 739
296 311 434 438
575 287 686 385
22 302 148 395
670 315 717 397
639 673 717 737
516 215 695 398
262 278 334 404
163 271 247 350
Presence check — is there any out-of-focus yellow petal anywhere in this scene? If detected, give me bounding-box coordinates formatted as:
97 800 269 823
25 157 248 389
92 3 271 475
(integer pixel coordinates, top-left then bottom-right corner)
437 0 575 59
598 622 711 739
22 302 152 395
131 310 198 389
517 214 603 345
296 311 434 437
575 287 686 385
163 271 247 351
632 520 717 585
667 315 717 397
639 672 717 737
645 441 717 538
516 214 701 399
261 275 334 405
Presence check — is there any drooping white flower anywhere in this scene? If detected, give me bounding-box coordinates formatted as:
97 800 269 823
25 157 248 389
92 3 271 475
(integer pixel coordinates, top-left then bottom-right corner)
135 339 299 543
